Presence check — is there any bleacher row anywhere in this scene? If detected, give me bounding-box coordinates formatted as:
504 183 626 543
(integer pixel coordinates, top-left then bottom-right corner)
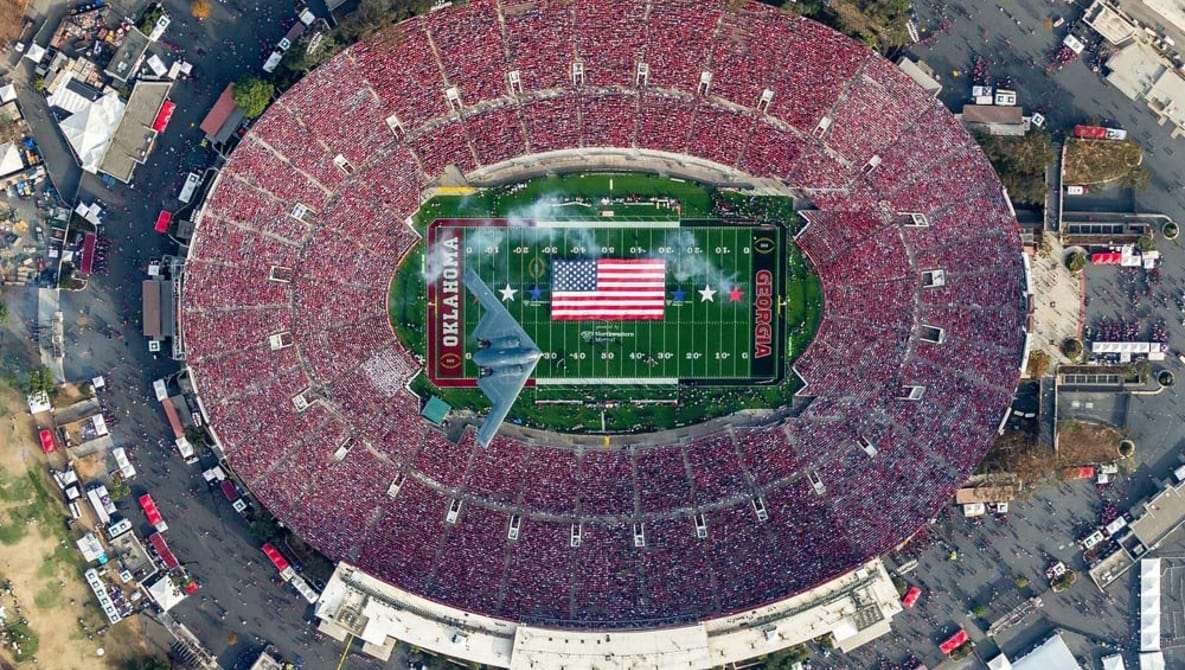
180 0 1027 627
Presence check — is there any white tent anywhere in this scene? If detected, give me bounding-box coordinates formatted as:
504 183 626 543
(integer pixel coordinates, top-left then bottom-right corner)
1011 633 1081 670
23 43 45 63
143 575 186 612
1141 559 1162 652
987 653 1014 670
0 142 23 178
0 83 16 103
1140 651 1165 670
1102 654 1126 670
57 91 125 174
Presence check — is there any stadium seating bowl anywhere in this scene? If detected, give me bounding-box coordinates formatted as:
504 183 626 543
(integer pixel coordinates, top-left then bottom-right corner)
182 0 1026 627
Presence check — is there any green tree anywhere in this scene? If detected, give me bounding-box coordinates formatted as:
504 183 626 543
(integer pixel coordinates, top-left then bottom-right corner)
249 514 283 543
138 5 164 34
233 76 275 119
1137 233 1156 252
1062 338 1083 359
971 603 988 617
1066 250 1086 273
23 366 55 396
976 131 1055 205
107 478 131 500
184 425 208 447
1014 576 1030 589
281 33 345 75
0 302 8 325
338 0 433 42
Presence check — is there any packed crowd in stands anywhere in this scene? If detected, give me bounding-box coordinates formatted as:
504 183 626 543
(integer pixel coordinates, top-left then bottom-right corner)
181 0 1027 628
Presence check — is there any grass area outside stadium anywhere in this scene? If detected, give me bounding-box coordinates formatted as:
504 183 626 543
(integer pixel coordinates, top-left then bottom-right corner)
389 173 822 433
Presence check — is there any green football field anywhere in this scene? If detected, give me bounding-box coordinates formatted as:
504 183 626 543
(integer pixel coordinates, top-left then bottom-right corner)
426 220 784 386
390 172 822 432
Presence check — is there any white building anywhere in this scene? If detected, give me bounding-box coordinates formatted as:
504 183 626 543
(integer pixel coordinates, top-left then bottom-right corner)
314 558 903 667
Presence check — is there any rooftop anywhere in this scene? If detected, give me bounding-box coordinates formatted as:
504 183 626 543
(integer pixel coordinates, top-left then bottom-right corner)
1107 40 1169 100
199 84 238 139
1129 480 1185 549
962 104 1025 125
104 26 149 83
100 80 171 182
1085 1 1139 45
315 558 901 667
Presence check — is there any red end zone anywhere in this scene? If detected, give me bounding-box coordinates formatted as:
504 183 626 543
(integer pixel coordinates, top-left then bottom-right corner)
427 219 520 388
426 220 471 387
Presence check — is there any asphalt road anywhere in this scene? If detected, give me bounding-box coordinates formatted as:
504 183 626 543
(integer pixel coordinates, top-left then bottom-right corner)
2 0 366 665
12 0 1185 667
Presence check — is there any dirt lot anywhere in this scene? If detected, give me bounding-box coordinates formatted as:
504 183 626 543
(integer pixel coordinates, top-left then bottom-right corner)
1063 138 1144 186
0 385 149 668
0 0 27 45
1057 420 1125 464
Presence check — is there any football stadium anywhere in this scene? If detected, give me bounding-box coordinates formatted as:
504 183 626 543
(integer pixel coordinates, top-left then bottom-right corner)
180 0 1029 665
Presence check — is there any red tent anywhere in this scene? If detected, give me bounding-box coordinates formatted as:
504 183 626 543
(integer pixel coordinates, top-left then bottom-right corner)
939 629 968 655
37 429 56 454
152 100 176 133
220 480 239 502
1091 251 1121 265
183 581 199 594
80 233 97 274
262 543 290 572
1073 124 1108 139
154 210 172 234
139 494 165 528
901 585 922 608
149 532 180 570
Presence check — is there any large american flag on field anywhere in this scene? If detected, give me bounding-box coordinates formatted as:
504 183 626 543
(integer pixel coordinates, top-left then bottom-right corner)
551 258 667 320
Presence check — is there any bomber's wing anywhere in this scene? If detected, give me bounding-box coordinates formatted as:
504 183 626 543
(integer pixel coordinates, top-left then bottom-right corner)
475 367 533 447
465 269 535 348
464 270 541 447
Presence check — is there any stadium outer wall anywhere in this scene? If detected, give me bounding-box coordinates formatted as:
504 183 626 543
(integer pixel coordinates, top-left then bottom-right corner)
312 557 903 667
180 0 1028 661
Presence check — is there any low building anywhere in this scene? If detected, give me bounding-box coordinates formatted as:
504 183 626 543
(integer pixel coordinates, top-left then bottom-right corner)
955 485 1019 505
107 527 157 581
315 558 903 666
142 276 177 340
54 396 113 454
1105 40 1185 138
961 105 1028 136
1085 1 1139 45
99 80 172 182
1090 470 1185 588
990 631 1083 670
104 26 150 83
199 84 245 149
248 650 286 670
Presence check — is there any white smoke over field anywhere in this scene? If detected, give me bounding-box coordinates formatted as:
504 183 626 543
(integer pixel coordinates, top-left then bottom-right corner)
659 229 741 290
418 196 735 290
